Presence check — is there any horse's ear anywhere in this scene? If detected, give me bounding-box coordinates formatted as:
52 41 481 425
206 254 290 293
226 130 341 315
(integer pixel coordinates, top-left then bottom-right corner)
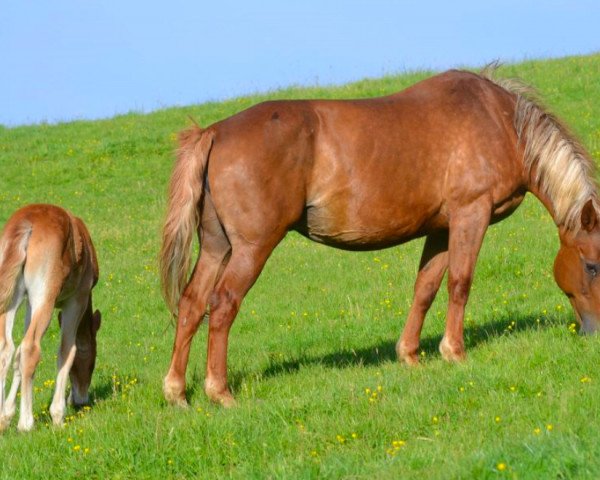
92 310 102 333
581 199 598 232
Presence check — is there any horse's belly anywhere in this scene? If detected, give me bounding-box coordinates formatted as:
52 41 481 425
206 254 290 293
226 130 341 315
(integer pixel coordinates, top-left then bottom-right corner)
302 201 440 250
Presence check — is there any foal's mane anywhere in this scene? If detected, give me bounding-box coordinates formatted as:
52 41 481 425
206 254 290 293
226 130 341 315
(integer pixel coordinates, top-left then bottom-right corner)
480 64 598 231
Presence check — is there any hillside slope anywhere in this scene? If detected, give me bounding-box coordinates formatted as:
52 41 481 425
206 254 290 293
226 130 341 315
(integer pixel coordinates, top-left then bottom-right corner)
0 54 599 479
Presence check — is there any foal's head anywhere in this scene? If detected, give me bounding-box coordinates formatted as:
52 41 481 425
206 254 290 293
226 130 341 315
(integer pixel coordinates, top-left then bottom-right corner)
554 199 600 333
60 302 102 406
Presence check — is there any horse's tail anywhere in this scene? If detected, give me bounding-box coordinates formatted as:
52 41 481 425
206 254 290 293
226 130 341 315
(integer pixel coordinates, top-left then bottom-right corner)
160 125 215 315
0 220 32 313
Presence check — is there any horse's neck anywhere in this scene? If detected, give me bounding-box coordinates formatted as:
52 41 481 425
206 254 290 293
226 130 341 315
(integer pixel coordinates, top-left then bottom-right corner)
526 179 560 224
525 161 597 230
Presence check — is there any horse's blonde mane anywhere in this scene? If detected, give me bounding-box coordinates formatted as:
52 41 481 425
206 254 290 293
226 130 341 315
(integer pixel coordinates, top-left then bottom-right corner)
481 64 598 231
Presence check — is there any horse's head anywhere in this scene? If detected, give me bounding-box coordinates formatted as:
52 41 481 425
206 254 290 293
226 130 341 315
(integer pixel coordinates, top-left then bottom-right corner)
61 304 102 406
554 199 600 333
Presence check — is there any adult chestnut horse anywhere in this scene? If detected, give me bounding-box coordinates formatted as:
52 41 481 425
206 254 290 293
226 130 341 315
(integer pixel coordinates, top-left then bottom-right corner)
161 68 599 407
0 204 101 431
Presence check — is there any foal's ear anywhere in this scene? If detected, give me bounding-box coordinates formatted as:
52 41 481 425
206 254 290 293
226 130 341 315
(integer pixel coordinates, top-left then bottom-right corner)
581 199 598 232
92 310 102 333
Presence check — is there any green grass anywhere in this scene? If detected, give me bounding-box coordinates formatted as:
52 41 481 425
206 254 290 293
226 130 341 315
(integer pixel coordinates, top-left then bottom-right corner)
1 53 600 479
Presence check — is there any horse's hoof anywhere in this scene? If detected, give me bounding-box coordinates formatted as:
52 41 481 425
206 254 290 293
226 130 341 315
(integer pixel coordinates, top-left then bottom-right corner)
205 380 236 408
403 354 420 366
439 337 466 362
206 389 236 408
396 341 420 366
218 393 236 408
163 375 188 407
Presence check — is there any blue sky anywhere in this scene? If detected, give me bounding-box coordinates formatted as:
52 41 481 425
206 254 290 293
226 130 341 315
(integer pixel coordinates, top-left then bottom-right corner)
2 0 598 126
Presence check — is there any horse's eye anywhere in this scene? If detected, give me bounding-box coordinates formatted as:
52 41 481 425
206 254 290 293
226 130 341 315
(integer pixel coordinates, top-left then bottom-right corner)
585 263 598 277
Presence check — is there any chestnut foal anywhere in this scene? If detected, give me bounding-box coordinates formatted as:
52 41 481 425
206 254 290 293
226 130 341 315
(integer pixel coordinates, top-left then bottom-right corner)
0 204 101 431
161 68 600 407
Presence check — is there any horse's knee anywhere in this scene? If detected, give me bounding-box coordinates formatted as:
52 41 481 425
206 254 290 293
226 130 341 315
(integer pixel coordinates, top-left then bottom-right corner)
448 275 472 304
414 280 440 310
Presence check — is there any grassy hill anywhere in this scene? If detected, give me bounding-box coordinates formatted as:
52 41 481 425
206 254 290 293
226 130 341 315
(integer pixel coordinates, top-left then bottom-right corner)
0 53 599 478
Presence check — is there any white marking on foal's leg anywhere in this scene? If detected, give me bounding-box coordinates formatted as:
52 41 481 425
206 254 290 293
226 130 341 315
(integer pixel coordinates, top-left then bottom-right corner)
17 295 54 432
0 345 21 430
49 343 76 426
0 289 24 425
17 344 36 432
50 297 85 426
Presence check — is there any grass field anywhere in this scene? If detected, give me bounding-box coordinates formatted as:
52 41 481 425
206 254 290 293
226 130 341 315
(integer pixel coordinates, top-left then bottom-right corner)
1 53 600 479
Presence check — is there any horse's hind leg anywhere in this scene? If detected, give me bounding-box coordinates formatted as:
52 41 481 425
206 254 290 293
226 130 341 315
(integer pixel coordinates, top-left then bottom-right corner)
49 295 86 426
164 210 231 406
204 242 276 407
397 232 448 365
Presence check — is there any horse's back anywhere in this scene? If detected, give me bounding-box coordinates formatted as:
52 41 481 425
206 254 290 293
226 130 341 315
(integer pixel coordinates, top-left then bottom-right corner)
203 70 523 250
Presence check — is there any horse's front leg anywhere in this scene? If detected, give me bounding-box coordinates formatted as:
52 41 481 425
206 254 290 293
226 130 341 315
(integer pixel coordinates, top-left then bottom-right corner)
397 232 448 365
439 200 491 362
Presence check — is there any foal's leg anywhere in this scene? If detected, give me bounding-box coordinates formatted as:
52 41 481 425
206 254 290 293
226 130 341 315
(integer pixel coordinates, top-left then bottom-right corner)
439 201 491 362
164 205 231 406
49 295 86 426
397 232 449 365
0 311 16 416
16 298 55 431
0 313 6 416
0 346 22 430
204 244 274 407
0 290 25 431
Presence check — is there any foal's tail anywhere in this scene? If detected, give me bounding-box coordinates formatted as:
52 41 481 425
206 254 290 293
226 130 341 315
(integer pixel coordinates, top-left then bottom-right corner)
160 125 215 315
0 220 32 313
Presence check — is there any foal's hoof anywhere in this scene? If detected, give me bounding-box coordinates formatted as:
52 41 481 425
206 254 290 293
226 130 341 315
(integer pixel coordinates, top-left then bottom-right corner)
396 341 420 366
0 415 11 432
439 337 466 363
17 418 34 433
